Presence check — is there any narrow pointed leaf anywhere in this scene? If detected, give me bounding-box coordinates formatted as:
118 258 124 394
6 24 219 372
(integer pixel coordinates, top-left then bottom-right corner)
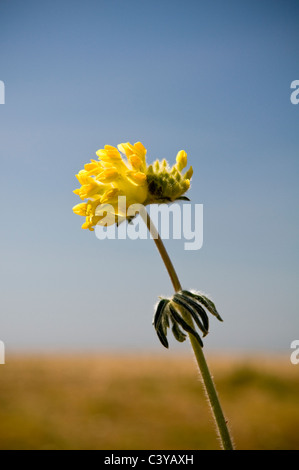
169 304 204 348
181 290 223 322
162 312 170 335
171 321 187 343
176 292 210 333
201 295 223 321
156 326 169 349
153 299 169 329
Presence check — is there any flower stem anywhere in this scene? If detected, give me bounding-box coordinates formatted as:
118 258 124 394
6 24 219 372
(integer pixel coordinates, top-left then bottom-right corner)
143 210 234 451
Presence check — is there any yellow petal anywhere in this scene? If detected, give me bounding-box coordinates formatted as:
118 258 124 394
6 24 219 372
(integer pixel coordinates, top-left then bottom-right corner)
96 168 119 183
104 145 119 153
133 142 147 160
183 179 190 190
96 148 121 161
76 170 91 185
73 203 88 216
84 160 101 172
128 154 143 170
117 142 135 157
184 166 193 180
100 188 119 204
82 218 92 230
176 150 187 171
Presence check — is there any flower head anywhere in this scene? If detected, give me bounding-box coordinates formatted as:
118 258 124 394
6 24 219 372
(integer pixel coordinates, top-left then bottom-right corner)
73 142 193 231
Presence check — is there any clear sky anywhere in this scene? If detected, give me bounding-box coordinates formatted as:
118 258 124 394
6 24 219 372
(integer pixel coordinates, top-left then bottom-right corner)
0 0 298 354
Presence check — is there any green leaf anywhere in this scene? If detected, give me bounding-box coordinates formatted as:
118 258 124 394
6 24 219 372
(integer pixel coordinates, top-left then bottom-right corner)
176 292 209 334
171 321 187 343
172 295 208 336
153 299 169 329
169 304 203 348
156 324 169 349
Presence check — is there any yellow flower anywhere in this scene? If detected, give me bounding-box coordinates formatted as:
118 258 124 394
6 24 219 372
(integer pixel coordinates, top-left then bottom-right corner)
73 142 193 231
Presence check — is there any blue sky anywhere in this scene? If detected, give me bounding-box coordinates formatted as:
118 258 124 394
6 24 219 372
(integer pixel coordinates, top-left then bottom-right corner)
0 0 298 354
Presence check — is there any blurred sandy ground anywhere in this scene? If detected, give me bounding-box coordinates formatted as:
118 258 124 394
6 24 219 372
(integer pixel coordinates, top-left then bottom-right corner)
0 352 298 450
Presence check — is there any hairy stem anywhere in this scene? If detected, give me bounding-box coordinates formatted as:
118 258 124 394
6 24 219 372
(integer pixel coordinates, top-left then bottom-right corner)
143 210 234 451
